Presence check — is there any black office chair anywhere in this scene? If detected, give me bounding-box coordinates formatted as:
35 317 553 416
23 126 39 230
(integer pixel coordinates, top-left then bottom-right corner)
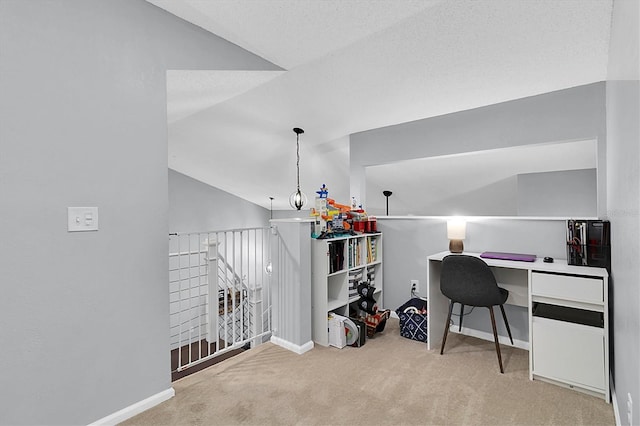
439 254 514 373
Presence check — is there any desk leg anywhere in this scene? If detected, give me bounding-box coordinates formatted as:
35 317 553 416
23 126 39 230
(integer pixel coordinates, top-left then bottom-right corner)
427 260 448 351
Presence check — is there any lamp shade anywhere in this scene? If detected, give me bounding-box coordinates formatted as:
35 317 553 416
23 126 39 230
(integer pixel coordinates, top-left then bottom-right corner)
447 219 466 240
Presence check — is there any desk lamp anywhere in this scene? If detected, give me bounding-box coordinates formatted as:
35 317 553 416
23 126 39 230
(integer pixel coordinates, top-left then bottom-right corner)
447 219 466 253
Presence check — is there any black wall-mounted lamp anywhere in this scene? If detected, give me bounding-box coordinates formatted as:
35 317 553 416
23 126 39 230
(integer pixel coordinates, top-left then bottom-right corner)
383 190 392 215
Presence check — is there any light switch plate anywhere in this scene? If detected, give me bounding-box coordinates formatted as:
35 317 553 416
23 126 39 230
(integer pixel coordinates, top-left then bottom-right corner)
68 207 99 232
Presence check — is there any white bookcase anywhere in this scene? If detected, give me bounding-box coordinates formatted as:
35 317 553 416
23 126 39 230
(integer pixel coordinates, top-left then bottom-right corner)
311 233 383 346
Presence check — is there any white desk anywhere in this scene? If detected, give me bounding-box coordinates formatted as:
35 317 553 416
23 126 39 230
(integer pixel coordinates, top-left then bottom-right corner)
427 251 610 401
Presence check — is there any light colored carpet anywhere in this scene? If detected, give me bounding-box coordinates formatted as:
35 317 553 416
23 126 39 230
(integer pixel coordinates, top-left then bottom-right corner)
123 319 614 425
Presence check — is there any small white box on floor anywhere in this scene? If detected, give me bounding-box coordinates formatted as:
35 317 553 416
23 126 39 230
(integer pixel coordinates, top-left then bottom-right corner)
328 313 346 348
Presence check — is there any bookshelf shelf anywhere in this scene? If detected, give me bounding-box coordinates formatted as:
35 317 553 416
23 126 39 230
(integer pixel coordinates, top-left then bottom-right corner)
327 298 345 312
311 233 383 346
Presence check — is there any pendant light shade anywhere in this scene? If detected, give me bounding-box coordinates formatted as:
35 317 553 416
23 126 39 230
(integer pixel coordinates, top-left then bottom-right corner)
289 189 307 210
289 127 307 210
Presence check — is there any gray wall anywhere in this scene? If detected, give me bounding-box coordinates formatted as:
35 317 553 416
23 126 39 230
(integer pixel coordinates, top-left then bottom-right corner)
366 173 518 217
517 169 597 217
350 83 607 217
606 0 640 424
169 169 269 233
0 1 279 424
350 82 608 348
270 220 313 348
378 217 566 343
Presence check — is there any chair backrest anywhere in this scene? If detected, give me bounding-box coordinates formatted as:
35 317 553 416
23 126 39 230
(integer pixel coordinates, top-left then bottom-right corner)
440 255 503 307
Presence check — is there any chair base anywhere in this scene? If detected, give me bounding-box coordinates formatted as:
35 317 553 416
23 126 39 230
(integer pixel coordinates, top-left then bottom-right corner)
488 307 504 373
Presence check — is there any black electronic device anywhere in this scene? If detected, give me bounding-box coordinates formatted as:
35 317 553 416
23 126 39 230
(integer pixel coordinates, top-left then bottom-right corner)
543 257 554 263
566 220 610 269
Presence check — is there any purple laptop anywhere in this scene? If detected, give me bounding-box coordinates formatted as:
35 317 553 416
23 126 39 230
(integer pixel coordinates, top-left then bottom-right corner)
480 252 537 262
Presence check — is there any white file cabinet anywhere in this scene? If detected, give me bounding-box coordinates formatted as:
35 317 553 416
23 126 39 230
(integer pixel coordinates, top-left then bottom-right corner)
530 271 608 401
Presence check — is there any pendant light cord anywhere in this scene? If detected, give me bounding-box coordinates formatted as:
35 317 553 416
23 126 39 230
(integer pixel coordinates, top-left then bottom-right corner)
296 132 301 191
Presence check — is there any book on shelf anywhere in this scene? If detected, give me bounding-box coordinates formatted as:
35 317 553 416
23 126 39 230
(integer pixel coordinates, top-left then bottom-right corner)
366 237 377 263
348 238 362 267
328 240 345 273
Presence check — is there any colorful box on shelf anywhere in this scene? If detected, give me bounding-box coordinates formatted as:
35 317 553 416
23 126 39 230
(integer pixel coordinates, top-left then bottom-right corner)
353 217 377 233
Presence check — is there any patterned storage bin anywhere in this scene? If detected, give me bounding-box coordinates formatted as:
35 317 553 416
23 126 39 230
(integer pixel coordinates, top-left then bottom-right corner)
396 297 428 343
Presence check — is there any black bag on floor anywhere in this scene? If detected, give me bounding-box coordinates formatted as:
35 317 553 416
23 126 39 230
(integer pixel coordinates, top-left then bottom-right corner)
396 297 428 343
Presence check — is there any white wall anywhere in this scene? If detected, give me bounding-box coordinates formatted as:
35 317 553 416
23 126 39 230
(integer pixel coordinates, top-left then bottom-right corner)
606 0 640 424
0 1 280 424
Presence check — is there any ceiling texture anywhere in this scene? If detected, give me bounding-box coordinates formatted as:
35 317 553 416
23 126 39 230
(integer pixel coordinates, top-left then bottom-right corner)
147 0 613 210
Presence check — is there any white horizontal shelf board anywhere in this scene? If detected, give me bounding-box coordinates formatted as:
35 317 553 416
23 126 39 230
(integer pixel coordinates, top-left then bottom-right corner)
327 298 346 311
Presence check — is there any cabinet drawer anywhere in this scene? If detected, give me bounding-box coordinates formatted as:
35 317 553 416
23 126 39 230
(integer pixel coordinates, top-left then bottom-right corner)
532 316 604 390
531 272 603 304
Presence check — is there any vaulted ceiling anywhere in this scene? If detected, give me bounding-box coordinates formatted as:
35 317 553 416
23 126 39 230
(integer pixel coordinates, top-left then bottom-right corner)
147 0 613 210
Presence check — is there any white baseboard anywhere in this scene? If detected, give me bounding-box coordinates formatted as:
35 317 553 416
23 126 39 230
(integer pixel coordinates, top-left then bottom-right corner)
388 311 528 350
610 373 621 425
270 336 314 354
452 327 530 351
89 387 175 426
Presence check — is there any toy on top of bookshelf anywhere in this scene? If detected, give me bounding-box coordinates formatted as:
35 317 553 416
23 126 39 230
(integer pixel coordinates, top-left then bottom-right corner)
310 184 378 239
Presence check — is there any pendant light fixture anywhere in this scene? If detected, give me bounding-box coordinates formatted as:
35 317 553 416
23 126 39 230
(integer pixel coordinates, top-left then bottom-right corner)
266 196 274 275
269 196 274 220
289 127 307 210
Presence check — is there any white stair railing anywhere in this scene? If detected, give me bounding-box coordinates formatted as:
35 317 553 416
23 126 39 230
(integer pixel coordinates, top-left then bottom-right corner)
169 227 272 374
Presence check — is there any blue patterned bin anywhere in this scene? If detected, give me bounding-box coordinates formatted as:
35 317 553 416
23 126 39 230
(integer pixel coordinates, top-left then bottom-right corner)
396 297 428 343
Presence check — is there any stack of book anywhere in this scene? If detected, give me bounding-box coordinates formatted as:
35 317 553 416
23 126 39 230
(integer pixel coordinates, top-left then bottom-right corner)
348 269 363 298
328 241 345 273
348 238 362 268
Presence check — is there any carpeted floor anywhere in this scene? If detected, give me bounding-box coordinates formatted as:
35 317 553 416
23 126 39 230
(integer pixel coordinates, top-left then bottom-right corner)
123 318 615 425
